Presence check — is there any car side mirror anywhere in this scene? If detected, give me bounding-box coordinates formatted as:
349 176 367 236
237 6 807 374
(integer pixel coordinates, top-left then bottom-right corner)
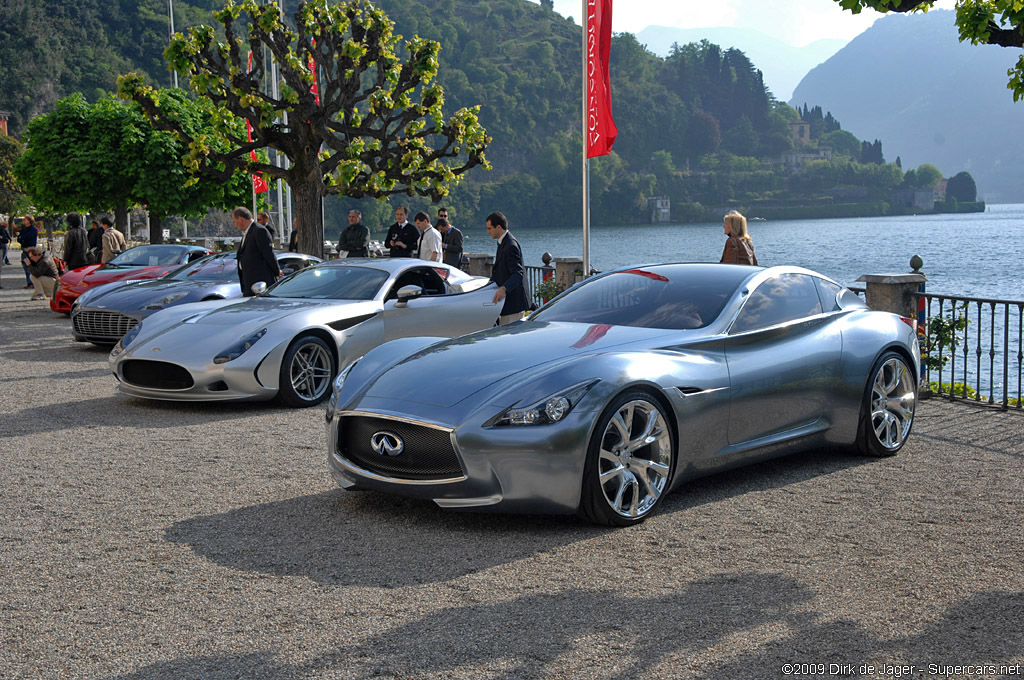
395 284 423 308
251 281 268 296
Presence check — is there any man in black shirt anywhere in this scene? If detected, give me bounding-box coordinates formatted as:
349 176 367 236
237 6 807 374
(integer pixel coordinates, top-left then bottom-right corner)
384 206 418 257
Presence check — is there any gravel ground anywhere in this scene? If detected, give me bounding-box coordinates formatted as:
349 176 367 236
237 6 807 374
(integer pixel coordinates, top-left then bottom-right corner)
1 265 1022 680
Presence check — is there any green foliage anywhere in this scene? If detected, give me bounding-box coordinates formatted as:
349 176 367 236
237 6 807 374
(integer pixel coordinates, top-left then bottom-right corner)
0 134 24 214
533 278 563 301
945 170 978 201
913 163 943 188
921 304 969 372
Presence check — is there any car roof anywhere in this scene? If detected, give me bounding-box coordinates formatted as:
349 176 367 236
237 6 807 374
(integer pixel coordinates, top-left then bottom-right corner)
315 258 456 274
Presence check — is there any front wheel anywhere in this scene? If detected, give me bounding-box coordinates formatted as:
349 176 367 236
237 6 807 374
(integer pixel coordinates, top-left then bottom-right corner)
578 391 675 526
856 351 917 457
277 335 336 408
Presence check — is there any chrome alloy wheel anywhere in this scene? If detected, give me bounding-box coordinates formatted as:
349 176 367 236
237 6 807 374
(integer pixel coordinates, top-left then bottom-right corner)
597 399 673 518
289 342 333 402
870 356 916 450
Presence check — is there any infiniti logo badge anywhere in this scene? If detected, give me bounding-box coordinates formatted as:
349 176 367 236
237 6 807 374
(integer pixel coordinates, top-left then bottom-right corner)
370 431 404 457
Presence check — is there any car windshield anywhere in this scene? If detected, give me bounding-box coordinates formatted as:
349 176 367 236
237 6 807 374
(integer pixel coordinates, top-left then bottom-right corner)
108 245 190 268
266 265 389 300
530 264 751 330
166 253 238 281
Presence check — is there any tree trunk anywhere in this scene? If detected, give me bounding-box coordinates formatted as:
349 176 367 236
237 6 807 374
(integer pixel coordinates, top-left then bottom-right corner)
150 212 164 244
115 204 129 238
294 179 325 258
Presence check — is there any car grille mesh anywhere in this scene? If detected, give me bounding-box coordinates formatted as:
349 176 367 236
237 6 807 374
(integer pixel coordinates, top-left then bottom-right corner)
74 310 138 341
121 360 195 390
338 416 462 480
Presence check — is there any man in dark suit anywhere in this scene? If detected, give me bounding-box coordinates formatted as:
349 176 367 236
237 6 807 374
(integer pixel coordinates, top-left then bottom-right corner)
486 211 530 325
233 207 281 296
384 206 418 257
437 210 464 268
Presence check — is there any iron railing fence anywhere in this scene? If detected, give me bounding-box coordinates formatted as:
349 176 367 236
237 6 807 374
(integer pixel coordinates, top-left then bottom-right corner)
524 265 554 304
916 292 1023 410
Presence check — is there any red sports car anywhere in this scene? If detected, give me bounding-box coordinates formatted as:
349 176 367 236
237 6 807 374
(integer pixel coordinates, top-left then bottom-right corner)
51 244 213 314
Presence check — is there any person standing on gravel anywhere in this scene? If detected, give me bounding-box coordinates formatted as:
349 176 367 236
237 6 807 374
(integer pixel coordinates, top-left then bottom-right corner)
62 212 89 271
100 215 127 264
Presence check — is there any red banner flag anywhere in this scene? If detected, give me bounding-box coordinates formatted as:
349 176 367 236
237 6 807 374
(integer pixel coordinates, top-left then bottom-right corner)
245 51 269 193
585 0 617 158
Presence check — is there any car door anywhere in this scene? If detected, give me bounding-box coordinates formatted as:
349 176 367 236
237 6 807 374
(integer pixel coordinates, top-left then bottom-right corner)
381 266 499 340
724 272 842 445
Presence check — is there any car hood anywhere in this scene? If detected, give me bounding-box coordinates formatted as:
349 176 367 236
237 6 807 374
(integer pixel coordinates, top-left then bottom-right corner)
68 263 172 288
364 321 678 408
85 279 232 309
180 296 358 326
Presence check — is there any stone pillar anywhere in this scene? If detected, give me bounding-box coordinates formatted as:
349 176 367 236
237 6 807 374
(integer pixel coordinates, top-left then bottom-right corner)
855 272 927 317
466 253 493 278
553 257 584 291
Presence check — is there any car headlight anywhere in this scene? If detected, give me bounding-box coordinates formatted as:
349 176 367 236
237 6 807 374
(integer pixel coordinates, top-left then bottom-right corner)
213 328 267 364
114 322 143 353
144 292 187 309
326 358 361 421
490 380 598 427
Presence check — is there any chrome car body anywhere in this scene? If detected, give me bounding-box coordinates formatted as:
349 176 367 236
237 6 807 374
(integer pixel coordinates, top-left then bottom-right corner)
72 251 322 344
326 264 920 525
109 259 499 407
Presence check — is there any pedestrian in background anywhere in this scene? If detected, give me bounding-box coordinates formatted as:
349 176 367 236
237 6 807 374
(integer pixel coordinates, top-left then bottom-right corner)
288 217 300 253
87 219 104 263
437 217 463 268
384 206 417 258
99 215 127 264
257 211 277 240
25 246 60 300
0 220 11 267
62 212 89 271
414 211 441 262
719 210 758 266
486 211 530 325
337 209 370 258
233 207 281 296
17 215 38 288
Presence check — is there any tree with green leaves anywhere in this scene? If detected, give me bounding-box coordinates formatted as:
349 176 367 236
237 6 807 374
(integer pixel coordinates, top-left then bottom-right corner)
0 133 24 215
15 92 252 242
946 170 977 201
833 1 1024 99
120 0 490 257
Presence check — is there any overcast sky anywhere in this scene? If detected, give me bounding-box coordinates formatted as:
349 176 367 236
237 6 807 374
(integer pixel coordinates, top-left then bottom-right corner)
543 0 955 47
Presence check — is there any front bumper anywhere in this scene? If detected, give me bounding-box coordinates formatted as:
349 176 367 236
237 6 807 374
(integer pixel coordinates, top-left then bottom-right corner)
326 402 593 515
110 351 280 403
72 306 142 344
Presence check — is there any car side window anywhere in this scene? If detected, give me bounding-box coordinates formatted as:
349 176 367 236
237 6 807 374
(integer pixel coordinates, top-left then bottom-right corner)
814 278 844 313
731 273 824 334
187 250 207 262
387 267 448 300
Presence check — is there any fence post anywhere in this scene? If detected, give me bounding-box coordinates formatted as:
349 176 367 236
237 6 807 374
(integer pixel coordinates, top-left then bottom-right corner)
553 257 584 292
465 253 494 278
856 268 928 394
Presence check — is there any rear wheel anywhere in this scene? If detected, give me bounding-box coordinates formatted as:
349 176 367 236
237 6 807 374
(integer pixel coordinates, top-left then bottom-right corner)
578 391 675 526
277 335 336 408
856 351 916 457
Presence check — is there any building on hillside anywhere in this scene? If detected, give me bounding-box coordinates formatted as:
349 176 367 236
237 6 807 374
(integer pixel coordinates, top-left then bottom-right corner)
892 188 936 211
648 196 671 223
781 147 833 172
0 111 10 136
829 186 869 201
790 120 811 146
935 178 947 201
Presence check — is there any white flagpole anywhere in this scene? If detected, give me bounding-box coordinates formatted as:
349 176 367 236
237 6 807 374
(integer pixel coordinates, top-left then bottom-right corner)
581 0 590 278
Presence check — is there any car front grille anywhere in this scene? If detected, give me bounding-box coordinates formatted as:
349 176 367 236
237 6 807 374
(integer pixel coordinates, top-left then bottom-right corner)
337 415 463 480
121 360 195 390
74 310 138 341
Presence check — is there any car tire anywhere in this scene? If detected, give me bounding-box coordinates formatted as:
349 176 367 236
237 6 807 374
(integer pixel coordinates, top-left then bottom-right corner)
277 334 336 408
856 351 917 457
578 390 676 526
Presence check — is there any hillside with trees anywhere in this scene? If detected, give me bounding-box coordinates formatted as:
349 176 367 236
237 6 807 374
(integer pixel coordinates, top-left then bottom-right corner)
1 0 980 237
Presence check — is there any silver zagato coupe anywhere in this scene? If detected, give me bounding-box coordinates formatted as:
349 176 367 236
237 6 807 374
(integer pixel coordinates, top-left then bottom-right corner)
109 259 499 407
326 263 920 526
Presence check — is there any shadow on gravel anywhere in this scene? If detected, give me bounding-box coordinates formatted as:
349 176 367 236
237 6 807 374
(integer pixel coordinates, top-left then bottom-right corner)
0 340 108 364
0 396 289 439
103 582 1024 680
165 448 871 589
0 366 110 384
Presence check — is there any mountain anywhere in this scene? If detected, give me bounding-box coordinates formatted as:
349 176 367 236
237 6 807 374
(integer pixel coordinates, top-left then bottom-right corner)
790 9 1024 202
634 25 846 101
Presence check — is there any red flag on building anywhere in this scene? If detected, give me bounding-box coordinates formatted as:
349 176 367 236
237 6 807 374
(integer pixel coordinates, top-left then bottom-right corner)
585 0 617 158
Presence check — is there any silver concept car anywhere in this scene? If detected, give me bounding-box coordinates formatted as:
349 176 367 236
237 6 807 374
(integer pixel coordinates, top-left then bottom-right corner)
109 259 500 407
326 264 920 526
72 251 322 345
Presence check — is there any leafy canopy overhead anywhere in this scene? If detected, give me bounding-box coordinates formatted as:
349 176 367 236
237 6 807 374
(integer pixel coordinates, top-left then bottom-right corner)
834 0 1024 99
119 0 491 255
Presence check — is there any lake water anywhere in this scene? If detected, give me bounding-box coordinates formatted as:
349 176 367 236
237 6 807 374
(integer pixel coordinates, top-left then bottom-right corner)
462 203 1024 301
